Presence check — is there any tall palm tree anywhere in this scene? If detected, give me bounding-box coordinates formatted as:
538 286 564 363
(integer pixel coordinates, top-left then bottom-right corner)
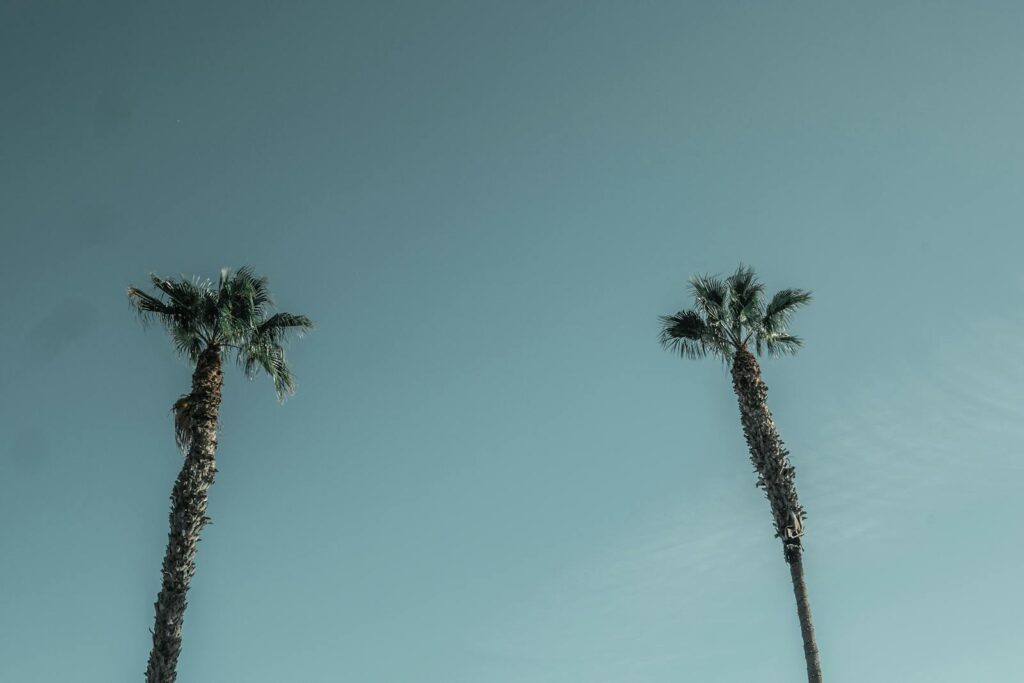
658 264 821 682
128 267 311 683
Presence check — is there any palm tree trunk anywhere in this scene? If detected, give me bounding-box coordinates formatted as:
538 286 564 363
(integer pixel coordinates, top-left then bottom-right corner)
789 554 822 681
146 345 223 683
730 348 822 683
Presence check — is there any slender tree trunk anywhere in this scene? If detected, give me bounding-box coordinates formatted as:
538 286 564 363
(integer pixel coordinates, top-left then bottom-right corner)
789 554 822 681
730 348 822 683
146 345 223 683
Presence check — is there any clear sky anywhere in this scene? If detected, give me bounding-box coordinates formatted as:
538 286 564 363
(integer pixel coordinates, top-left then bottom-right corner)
2 1 1023 681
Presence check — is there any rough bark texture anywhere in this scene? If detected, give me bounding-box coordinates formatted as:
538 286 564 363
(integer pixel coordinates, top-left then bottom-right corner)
730 347 822 683
146 346 223 683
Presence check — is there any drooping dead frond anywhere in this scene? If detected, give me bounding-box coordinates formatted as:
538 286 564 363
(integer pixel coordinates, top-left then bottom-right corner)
172 395 193 454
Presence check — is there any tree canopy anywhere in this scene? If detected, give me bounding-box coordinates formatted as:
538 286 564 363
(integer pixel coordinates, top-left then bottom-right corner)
659 264 811 362
128 266 312 399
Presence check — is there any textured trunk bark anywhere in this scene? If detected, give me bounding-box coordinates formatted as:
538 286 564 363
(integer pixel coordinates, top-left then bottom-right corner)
730 348 822 683
146 345 223 683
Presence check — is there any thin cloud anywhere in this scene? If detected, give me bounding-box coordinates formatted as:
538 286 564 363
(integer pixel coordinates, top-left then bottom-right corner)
802 315 1024 548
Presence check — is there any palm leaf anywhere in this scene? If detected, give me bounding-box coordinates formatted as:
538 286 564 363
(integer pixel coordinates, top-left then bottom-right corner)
764 333 803 357
727 264 765 330
762 288 812 334
151 275 208 311
127 287 177 327
688 274 728 322
658 311 710 359
240 340 295 400
257 313 313 342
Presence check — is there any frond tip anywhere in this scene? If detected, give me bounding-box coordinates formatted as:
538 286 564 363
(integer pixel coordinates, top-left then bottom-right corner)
127 286 176 325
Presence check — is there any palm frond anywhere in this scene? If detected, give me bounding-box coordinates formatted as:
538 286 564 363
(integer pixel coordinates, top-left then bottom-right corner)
230 266 273 314
657 310 736 360
240 340 295 400
257 313 314 342
658 311 709 359
151 275 208 311
127 287 177 327
171 325 204 363
690 275 723 313
727 263 765 328
214 268 236 338
688 273 728 321
269 357 295 399
213 266 275 341
689 272 743 347
762 288 812 334
235 307 311 399
763 333 803 357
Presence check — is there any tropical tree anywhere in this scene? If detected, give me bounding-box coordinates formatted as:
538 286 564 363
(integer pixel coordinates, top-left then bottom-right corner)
128 267 311 683
658 264 821 682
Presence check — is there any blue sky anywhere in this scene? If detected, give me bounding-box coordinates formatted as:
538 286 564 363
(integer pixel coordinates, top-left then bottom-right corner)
2 1 1023 681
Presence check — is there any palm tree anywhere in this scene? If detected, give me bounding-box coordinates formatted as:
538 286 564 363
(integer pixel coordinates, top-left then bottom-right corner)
128 267 311 683
658 264 821 682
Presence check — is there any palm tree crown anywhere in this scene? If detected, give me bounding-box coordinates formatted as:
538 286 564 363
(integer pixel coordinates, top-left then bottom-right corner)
658 264 811 361
128 266 312 399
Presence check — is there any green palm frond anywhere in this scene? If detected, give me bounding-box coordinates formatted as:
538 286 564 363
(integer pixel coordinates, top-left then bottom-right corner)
659 310 710 359
727 263 765 328
688 273 728 324
215 267 276 341
763 333 803 357
223 266 272 314
172 325 204 363
127 287 177 327
151 275 209 312
658 309 735 360
762 288 812 335
257 313 313 342
239 338 295 400
235 265 273 309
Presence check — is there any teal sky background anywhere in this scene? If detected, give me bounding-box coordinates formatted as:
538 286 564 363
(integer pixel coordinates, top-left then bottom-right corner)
2 1 1023 681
